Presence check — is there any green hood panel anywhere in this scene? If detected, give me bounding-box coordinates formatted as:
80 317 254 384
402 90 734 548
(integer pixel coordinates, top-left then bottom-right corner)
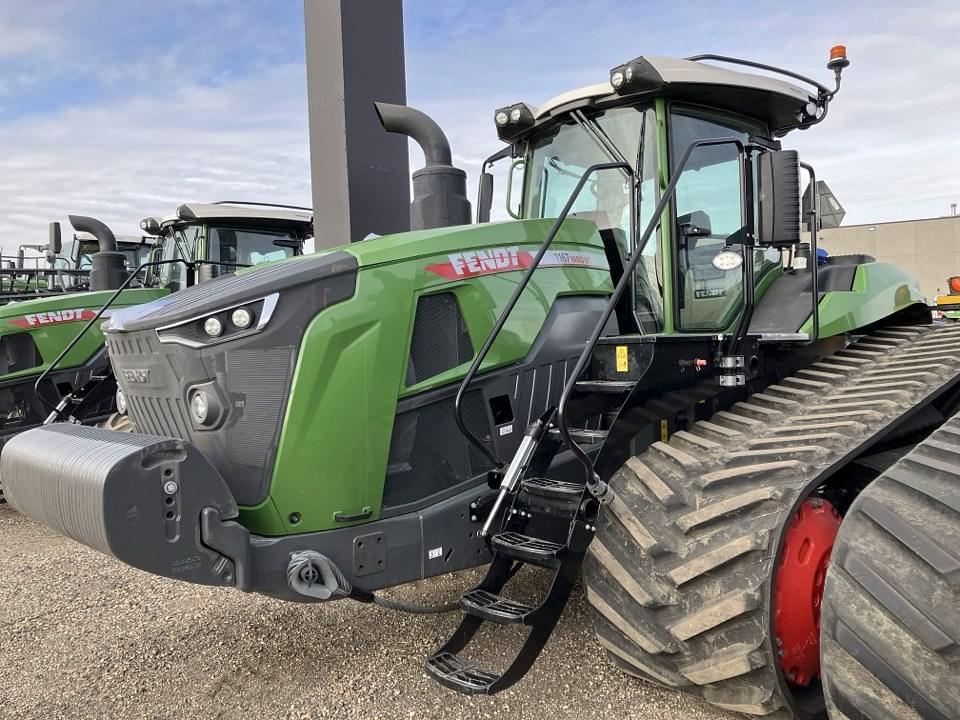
0 288 168 379
801 262 926 337
242 218 613 536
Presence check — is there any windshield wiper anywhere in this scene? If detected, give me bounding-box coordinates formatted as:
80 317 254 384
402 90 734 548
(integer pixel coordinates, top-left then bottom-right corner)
571 109 631 172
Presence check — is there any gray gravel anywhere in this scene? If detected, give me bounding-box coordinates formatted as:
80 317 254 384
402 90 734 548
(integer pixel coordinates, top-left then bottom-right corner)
1 504 738 720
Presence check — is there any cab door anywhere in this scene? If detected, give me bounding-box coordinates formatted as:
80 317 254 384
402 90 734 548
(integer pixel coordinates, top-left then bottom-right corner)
668 108 775 332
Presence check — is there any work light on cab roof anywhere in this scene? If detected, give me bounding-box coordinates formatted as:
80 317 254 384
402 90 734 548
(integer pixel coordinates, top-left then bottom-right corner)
493 102 534 142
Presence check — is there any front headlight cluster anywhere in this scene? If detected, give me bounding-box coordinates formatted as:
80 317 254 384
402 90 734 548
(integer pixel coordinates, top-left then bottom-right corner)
156 292 278 348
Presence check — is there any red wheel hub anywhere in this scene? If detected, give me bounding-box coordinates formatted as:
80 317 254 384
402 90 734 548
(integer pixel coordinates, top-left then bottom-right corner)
773 497 841 686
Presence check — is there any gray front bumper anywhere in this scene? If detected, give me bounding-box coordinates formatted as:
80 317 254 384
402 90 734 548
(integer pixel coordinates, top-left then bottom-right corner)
1 423 250 588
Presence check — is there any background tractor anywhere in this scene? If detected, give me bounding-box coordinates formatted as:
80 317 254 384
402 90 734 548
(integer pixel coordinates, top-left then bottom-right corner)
4 48 958 720
0 225 154 302
0 202 311 499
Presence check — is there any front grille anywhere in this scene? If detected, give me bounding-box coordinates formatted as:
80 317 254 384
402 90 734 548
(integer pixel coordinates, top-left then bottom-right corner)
107 328 295 506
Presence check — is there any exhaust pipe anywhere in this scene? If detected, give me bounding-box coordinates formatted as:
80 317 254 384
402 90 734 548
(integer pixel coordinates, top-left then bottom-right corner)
69 214 126 291
375 102 471 231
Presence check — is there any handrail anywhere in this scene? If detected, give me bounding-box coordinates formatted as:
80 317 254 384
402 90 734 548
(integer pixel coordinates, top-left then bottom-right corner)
556 137 747 496
35 257 250 419
453 161 636 468
798 161 820 346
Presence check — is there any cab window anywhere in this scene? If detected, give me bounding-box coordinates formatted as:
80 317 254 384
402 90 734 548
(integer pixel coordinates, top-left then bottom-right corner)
207 227 298 268
158 224 199 291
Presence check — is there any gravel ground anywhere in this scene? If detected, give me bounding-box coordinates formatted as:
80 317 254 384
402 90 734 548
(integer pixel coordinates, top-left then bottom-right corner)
1 504 740 720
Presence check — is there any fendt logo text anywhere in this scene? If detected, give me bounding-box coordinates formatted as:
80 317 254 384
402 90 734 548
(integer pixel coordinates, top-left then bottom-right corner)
425 246 607 280
9 309 97 329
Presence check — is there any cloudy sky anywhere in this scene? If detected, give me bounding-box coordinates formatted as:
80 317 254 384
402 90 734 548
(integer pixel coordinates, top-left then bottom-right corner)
0 0 958 245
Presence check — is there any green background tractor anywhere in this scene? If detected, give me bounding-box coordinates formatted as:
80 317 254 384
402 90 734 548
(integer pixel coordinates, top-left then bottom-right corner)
0 203 311 499
4 49 958 720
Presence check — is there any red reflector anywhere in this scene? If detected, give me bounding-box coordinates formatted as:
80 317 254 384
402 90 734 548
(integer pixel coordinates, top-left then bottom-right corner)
949 276 960 294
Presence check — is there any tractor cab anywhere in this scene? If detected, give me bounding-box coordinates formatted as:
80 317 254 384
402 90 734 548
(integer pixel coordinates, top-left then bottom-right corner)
140 202 313 291
63 233 157 287
485 53 840 343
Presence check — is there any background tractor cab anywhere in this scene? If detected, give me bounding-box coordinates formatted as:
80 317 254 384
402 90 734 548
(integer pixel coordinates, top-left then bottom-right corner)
62 232 157 287
139 201 313 290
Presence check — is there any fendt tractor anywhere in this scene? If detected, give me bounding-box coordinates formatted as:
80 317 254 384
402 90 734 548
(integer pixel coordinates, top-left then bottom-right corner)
4 48 958 720
0 227 154 302
0 202 311 498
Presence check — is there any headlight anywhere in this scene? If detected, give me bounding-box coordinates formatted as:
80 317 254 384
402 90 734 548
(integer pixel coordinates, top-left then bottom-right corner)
230 307 253 329
115 388 127 415
156 293 277 348
191 391 209 423
203 317 224 337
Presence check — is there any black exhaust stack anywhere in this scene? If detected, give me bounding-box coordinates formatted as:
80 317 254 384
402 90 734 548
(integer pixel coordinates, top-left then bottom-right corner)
375 102 471 230
68 214 126 291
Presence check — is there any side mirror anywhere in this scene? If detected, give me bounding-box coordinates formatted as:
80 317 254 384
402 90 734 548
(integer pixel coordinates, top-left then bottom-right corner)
47 222 62 262
678 210 712 239
477 172 494 223
758 150 801 247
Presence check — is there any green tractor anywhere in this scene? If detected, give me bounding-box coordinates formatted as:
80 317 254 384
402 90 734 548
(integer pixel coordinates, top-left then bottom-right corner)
5 48 959 719
0 203 311 498
0 225 155 301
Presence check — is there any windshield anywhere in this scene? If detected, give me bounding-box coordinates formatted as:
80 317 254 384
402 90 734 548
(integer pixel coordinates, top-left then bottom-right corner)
207 226 299 266
522 105 662 331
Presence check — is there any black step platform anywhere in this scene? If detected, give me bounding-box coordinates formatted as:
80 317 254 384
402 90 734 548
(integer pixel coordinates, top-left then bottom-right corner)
461 588 534 624
425 651 499 694
547 427 609 445
491 531 564 567
521 476 586 501
574 379 635 394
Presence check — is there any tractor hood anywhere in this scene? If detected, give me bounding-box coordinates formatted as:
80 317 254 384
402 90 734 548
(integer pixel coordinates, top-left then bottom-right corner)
0 288 167 332
106 218 605 335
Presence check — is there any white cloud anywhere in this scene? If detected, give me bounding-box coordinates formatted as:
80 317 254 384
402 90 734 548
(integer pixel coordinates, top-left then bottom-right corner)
0 63 311 245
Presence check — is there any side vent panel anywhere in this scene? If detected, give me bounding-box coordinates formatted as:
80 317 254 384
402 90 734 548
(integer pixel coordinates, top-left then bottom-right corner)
406 292 474 386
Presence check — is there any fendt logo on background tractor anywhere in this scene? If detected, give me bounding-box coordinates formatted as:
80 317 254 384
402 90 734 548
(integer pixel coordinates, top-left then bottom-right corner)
9 309 98 329
426 245 607 280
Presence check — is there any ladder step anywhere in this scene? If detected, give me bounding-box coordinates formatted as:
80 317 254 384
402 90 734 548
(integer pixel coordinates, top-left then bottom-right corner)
575 380 635 394
425 651 500 695
491 531 564 567
546 427 609 445
521 476 585 500
460 588 534 624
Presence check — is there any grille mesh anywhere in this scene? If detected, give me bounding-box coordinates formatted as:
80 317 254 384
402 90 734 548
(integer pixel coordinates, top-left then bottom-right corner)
406 293 474 386
382 390 493 509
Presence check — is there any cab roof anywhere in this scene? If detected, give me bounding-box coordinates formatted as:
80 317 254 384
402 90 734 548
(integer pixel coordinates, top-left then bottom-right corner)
153 203 313 234
532 55 816 135
75 232 157 247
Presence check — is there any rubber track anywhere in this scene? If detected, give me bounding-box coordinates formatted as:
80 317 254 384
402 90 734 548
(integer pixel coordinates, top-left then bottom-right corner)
581 323 960 717
821 412 960 720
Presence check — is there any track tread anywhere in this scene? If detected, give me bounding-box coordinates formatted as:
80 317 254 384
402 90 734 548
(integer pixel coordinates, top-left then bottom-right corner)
822 411 960 720
584 323 960 717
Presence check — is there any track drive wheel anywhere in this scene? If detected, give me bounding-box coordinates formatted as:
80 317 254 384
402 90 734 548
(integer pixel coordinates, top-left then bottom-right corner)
821 417 960 720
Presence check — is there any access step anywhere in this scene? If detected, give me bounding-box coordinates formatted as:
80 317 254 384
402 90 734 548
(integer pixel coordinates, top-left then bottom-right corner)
491 531 564 567
425 651 499 694
461 588 534 624
547 426 609 445
574 380 635 394
521 476 586 500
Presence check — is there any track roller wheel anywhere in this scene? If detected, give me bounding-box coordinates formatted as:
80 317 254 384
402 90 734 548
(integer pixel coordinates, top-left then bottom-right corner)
773 498 841 688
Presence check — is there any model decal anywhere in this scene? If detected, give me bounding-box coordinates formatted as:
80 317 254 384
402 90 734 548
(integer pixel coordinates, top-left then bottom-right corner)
425 246 608 279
